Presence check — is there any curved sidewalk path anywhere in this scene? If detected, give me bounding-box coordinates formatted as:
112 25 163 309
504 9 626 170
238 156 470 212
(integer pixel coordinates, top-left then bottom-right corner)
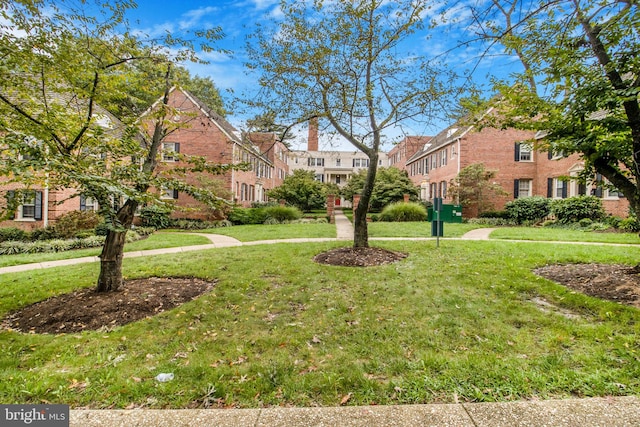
3 215 640 425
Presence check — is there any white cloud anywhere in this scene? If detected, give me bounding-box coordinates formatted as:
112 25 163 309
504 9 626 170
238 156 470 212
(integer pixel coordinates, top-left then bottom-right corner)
178 6 219 31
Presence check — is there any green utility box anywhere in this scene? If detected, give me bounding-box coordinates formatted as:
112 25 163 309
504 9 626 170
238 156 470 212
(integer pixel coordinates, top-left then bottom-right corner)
427 204 463 223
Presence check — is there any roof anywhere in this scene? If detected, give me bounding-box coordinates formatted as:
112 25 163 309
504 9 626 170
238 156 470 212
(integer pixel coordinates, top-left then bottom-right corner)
406 124 473 163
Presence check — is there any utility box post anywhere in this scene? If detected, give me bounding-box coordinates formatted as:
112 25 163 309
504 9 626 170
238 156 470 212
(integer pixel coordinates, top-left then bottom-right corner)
432 197 443 247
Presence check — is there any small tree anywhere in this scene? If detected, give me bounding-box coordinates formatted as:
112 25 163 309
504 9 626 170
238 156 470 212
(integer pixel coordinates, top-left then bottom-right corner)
267 169 327 212
449 163 507 216
0 0 230 292
342 167 419 212
247 0 453 248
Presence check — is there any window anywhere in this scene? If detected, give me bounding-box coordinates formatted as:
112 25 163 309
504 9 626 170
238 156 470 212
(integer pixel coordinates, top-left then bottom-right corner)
308 158 324 166
431 155 437 169
80 195 99 211
515 143 532 162
547 178 567 199
451 145 457 157
336 158 341 167
514 179 532 198
315 174 325 182
440 181 447 198
162 142 180 162
353 158 369 167
441 149 447 166
10 190 42 221
335 176 341 185
161 187 178 200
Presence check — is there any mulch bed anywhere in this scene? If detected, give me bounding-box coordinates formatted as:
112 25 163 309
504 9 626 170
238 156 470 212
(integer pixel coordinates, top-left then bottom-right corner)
313 246 408 267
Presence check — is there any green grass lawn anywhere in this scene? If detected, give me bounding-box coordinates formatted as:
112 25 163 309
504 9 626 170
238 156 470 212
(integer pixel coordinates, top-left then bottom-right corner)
198 223 336 241
368 221 484 238
0 233 212 268
490 227 640 244
1 240 638 408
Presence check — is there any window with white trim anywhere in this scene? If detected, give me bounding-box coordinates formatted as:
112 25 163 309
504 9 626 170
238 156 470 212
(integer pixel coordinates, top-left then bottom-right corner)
515 179 532 198
162 142 180 162
80 195 99 211
515 143 533 162
352 158 369 167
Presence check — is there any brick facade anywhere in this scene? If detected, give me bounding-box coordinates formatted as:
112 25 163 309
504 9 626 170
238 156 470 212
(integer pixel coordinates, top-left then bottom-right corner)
406 119 629 218
1 87 289 229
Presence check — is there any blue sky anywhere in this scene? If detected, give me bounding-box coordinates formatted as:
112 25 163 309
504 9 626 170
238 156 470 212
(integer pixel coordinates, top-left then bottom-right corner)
122 0 521 150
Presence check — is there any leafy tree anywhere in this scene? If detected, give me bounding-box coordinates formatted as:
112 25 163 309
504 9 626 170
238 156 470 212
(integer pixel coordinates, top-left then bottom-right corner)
266 169 326 212
245 111 296 147
448 163 507 216
470 0 640 217
247 0 453 247
0 0 229 292
342 167 419 212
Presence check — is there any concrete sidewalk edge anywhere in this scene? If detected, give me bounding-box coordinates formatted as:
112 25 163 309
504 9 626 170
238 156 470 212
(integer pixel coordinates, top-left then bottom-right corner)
70 396 640 427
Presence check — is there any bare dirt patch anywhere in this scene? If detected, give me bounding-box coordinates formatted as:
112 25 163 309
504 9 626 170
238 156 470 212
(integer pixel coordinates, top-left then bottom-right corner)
313 246 408 267
534 263 640 308
3 277 215 334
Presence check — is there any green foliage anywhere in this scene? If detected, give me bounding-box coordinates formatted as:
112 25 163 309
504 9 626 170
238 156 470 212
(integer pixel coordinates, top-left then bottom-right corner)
0 227 29 243
266 170 327 212
473 0 640 215
341 168 420 211
169 219 232 230
467 217 517 226
504 197 551 224
478 210 511 219
52 211 103 239
550 196 605 224
449 163 507 214
378 202 427 222
619 216 640 232
139 205 173 229
0 231 144 255
227 208 268 225
263 206 303 222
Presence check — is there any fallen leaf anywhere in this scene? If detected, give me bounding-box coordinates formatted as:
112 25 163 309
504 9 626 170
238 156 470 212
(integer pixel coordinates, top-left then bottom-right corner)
340 393 352 405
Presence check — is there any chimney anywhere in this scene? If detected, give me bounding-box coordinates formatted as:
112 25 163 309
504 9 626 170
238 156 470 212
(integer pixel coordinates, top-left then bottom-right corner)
308 117 319 152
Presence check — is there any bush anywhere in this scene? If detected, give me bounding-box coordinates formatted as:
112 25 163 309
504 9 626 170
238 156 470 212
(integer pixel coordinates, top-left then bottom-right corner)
263 206 302 223
504 196 550 224
0 230 146 255
53 210 102 239
0 227 28 242
139 205 172 229
478 210 511 219
619 215 640 232
378 202 427 222
227 207 268 225
29 226 58 241
467 218 517 226
550 196 605 224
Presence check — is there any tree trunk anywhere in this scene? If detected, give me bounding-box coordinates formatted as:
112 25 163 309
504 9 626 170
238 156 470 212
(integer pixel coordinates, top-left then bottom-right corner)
353 152 379 248
96 199 138 292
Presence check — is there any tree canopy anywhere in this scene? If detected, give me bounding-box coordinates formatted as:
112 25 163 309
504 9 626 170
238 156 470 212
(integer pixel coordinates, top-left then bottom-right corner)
469 0 640 215
341 167 419 212
246 0 455 247
0 0 229 291
266 169 327 212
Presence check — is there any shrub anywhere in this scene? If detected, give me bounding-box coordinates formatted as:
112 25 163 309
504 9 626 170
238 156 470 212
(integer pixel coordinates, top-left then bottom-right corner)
263 206 302 223
578 218 593 228
504 196 550 224
550 196 605 224
139 205 172 229
378 202 427 222
467 218 517 226
29 226 58 241
478 210 511 219
619 215 640 232
0 227 28 242
53 210 102 239
227 207 268 225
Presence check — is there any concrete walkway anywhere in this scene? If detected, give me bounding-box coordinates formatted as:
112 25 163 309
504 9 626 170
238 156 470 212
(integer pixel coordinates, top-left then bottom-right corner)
4 215 640 425
70 396 640 426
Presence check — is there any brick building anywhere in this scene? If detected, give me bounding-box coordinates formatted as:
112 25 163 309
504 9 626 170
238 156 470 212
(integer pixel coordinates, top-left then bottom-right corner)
405 113 628 218
287 119 388 207
387 136 430 170
1 87 288 229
